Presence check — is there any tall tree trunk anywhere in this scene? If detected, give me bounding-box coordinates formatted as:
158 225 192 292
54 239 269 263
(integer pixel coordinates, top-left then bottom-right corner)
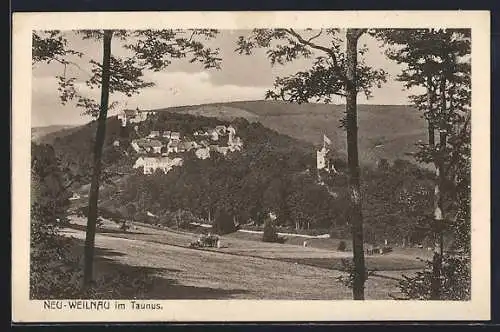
83 30 113 288
430 74 447 300
428 123 435 147
427 77 436 147
345 29 366 300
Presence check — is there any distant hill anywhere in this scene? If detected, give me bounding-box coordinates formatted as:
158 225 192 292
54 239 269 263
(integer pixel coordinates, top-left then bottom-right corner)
31 125 77 143
158 104 260 122
37 100 428 167
150 100 428 166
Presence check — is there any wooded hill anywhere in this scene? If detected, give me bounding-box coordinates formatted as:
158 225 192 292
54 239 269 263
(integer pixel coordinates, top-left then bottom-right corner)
152 100 428 167
37 107 440 246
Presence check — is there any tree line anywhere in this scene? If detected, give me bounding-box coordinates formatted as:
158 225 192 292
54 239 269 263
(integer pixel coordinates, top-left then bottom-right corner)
86 113 438 247
49 110 442 247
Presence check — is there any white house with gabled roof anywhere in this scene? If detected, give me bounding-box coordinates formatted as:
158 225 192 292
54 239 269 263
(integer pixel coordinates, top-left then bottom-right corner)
170 132 181 140
133 156 183 175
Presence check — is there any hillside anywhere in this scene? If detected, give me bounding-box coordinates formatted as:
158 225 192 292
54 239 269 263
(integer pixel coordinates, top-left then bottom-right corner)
37 101 428 167
37 109 438 246
151 100 428 166
31 125 77 143
40 112 318 196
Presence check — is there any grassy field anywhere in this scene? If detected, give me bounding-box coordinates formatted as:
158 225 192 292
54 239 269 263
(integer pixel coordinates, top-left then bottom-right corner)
62 227 356 299
63 215 429 299
61 227 403 300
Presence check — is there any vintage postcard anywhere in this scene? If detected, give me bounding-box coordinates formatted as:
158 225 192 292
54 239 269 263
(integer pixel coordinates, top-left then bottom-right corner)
12 11 490 322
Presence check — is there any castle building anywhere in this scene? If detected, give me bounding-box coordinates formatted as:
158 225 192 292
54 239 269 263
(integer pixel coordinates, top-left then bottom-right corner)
117 108 148 127
316 134 337 174
316 147 328 170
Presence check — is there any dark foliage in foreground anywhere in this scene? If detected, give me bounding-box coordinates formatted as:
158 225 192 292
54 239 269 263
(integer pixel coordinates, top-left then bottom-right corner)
30 143 88 298
396 255 471 300
30 142 160 299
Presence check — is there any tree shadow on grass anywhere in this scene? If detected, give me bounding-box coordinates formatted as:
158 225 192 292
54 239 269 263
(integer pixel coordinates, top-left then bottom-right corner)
94 247 127 257
83 240 251 300
67 222 148 235
281 257 426 272
99 229 148 235
65 240 127 258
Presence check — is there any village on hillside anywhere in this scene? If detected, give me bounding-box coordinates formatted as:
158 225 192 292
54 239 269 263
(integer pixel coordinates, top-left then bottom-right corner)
117 107 340 178
116 108 244 175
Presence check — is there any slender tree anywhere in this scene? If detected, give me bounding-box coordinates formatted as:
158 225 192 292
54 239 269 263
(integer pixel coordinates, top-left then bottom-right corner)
236 28 387 299
83 30 113 286
379 29 471 299
32 29 222 288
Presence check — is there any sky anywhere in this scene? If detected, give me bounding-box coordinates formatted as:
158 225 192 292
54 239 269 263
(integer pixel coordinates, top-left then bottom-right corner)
31 30 416 128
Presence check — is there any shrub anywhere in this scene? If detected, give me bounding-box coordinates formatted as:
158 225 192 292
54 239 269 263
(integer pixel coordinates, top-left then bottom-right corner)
30 142 158 299
30 220 89 299
30 142 84 299
337 240 347 252
335 258 374 289
396 255 471 300
100 207 123 222
262 218 278 242
262 218 286 243
31 225 159 299
212 209 237 235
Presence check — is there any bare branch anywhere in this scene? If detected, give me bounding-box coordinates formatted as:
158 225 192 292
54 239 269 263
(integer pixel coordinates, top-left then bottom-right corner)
285 28 339 69
307 29 323 42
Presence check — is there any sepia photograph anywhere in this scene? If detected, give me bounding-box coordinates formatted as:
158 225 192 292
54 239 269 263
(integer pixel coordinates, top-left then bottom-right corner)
12 11 490 322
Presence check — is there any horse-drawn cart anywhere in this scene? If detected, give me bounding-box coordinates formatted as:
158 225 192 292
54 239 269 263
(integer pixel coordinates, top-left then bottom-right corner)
189 233 221 248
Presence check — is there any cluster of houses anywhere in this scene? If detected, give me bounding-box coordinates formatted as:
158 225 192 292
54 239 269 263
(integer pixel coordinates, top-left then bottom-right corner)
115 108 244 175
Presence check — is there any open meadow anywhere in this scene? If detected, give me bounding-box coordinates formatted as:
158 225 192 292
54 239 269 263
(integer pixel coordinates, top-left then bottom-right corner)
62 215 431 299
